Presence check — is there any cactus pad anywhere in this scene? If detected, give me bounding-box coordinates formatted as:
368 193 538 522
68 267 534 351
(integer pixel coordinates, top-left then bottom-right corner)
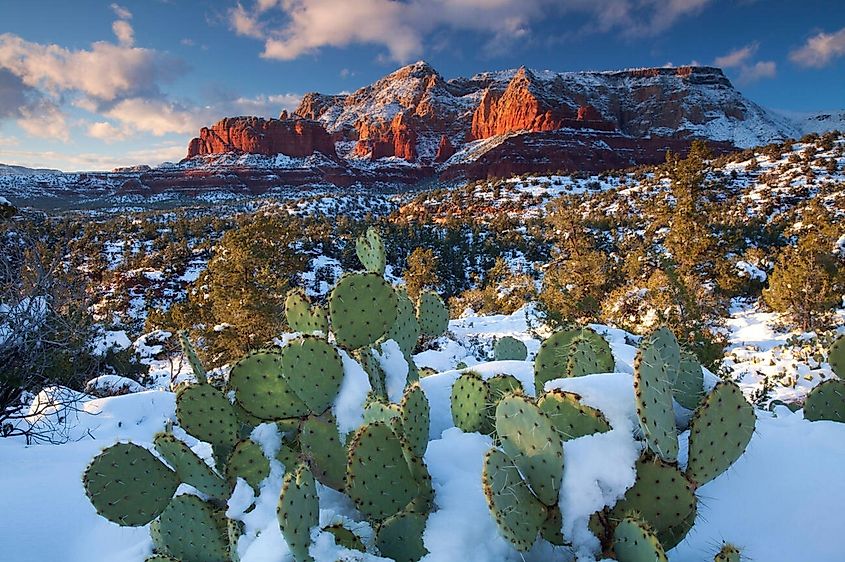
686 381 755 486
153 432 228 500
176 383 239 460
144 556 181 562
828 334 845 378
225 439 270 491
346 422 419 520
486 373 523 402
229 351 310 420
300 415 347 491
383 291 422 357
540 504 566 546
495 394 563 506
672 351 704 410
613 515 668 562
537 389 611 440
83 443 178 526
375 510 429 562
450 372 492 433
156 494 230 562
324 524 366 552
633 328 680 462
280 336 343 414
285 288 329 334
494 336 528 361
565 329 615 377
179 331 207 383
482 448 546 552
416 290 448 337
804 379 845 423
329 273 399 349
400 383 430 458
278 464 319 562
363 398 402 426
714 544 741 562
356 226 386 275
534 329 580 393
609 456 696 550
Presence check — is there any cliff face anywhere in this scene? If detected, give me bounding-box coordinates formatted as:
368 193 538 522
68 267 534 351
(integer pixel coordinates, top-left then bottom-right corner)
186 116 336 159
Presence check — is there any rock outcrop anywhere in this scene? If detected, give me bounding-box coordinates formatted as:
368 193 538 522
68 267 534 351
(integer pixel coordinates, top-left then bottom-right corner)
186 116 336 159
434 135 456 163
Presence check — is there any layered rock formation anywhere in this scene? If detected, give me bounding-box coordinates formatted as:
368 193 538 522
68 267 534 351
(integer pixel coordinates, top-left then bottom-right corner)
186 116 336 159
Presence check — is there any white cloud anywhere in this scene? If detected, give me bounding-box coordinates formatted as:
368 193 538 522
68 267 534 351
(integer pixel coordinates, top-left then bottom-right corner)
0 144 186 171
790 27 845 68
225 93 303 116
110 3 133 20
105 98 200 136
231 0 712 63
0 33 182 101
0 134 19 147
16 101 70 142
112 20 135 47
713 43 776 84
86 121 130 142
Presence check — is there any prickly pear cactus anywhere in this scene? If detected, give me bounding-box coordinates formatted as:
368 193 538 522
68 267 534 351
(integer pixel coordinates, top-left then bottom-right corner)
375 510 429 562
300 415 347 491
329 272 399 349
450 371 492 433
634 327 680 463
495 394 563 506
537 389 611 440
323 523 366 552
686 381 755 486
285 288 329 334
534 328 580 393
83 442 179 526
613 515 668 562
714 543 741 562
225 439 270 490
672 351 704 410
229 351 309 420
153 432 229 500
803 378 845 423
356 226 387 275
564 328 615 377
416 290 449 337
156 494 230 562
400 383 430 458
145 555 181 562
494 336 528 361
179 330 207 383
383 290 422 357
482 448 546 552
176 382 240 460
828 334 844 377
278 464 319 562
279 336 343 414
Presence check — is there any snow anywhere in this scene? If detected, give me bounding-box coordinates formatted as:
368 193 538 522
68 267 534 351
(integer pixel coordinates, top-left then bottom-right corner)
373 340 409 404
90 330 132 355
85 375 145 396
332 350 372 438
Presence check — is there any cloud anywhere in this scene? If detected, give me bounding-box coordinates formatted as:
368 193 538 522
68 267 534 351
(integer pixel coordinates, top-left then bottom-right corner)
86 121 130 142
110 3 133 20
224 93 303 116
16 101 70 141
713 43 776 84
105 98 200 136
1 144 187 171
230 0 712 63
790 26 845 68
112 20 135 47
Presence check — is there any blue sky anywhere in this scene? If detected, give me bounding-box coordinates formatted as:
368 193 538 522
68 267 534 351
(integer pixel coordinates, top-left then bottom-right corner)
0 0 843 171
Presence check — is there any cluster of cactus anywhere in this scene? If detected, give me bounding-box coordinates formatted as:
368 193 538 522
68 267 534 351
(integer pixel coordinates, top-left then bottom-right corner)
82 228 448 562
493 336 528 361
533 326 616 393
804 334 845 423
469 326 755 559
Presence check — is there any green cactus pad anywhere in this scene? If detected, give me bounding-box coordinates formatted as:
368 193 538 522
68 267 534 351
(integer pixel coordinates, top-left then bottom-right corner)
144 556 181 562
228 518 244 562
323 524 366 552
153 433 228 500
346 422 419 520
686 381 755 486
613 515 668 562
672 351 704 410
633 328 680 463
356 226 387 275
225 439 270 491
285 288 329 334
609 456 697 550
229 351 310 420
376 510 429 562
540 504 566 546
329 272 399 350
534 329 580 393
828 334 844 378
495 394 563 506
416 290 449 337
276 444 300 471
804 379 845 423
714 544 741 562
537 389 611 440
179 331 207 383
494 336 528 361
400 383 430 458
83 443 178 526
175 383 239 460
363 398 402 426
300 415 347 491
278 464 319 562
280 336 343 415
482 448 546 552
486 374 523 402
383 291 422 357
565 329 616 378
156 494 230 562
398 432 434 514
450 372 492 434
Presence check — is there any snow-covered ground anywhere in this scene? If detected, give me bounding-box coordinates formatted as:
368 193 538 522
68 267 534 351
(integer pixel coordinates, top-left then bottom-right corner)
1 307 844 562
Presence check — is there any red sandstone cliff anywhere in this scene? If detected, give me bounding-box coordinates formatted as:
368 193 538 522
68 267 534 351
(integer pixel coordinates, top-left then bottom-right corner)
186 116 336 159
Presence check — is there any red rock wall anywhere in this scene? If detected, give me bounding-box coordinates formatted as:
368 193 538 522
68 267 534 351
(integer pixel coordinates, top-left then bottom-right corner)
186 116 336 159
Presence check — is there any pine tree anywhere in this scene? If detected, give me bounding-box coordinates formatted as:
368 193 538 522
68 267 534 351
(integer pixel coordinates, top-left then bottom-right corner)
403 247 439 301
